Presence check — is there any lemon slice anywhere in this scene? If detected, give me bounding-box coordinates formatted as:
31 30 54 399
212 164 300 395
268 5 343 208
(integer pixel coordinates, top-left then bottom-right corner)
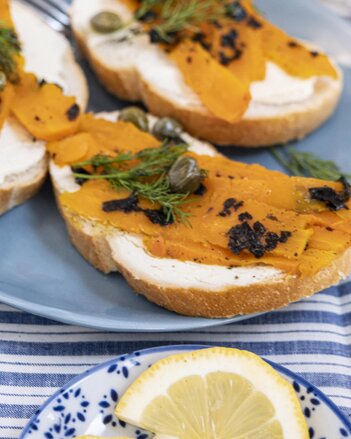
116 347 308 439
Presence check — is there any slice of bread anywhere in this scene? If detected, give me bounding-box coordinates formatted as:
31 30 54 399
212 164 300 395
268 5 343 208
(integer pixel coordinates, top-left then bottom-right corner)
0 1 88 215
71 0 342 147
50 111 351 318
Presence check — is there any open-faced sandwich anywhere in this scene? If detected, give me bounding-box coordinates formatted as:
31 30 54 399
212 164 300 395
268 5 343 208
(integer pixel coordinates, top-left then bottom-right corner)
0 0 88 215
71 0 342 147
48 108 351 318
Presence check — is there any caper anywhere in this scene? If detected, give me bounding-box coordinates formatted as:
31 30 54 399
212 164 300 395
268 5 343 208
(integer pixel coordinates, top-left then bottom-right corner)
0 72 7 91
118 107 149 132
168 156 202 194
90 11 123 34
152 117 183 140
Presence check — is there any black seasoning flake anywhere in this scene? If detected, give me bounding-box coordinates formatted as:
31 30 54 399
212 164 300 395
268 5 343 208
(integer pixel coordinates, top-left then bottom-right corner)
267 214 278 221
279 231 292 243
247 16 262 29
212 20 223 29
186 56 193 64
264 232 280 252
143 208 174 226
102 193 174 226
253 221 266 236
220 29 238 48
309 177 351 211
226 1 247 22
288 41 299 48
238 212 253 222
38 78 47 87
228 222 265 258
310 50 319 57
66 103 80 121
194 183 207 196
138 10 157 22
73 167 91 186
227 221 292 258
149 28 175 44
102 193 140 213
219 52 232 66
218 198 244 217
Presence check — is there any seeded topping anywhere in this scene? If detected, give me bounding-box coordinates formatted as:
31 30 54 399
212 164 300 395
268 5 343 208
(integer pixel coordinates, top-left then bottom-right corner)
309 177 351 211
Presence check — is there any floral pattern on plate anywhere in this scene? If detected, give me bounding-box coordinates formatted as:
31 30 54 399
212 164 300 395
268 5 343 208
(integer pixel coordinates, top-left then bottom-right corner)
20 345 351 439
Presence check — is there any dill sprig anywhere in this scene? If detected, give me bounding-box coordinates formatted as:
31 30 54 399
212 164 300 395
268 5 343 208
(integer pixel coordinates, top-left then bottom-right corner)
0 21 21 88
271 146 351 181
72 142 196 224
135 0 227 43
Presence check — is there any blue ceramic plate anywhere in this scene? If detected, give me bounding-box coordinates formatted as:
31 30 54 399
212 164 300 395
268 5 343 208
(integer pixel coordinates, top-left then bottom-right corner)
1 0 351 331
20 345 351 438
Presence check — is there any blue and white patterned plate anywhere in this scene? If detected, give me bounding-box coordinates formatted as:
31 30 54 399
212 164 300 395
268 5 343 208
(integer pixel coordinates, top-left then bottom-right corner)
20 345 351 439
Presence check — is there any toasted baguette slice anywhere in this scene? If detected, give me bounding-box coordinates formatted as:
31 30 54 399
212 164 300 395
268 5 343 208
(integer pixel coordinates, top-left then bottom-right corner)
0 1 88 216
50 111 351 318
71 0 342 147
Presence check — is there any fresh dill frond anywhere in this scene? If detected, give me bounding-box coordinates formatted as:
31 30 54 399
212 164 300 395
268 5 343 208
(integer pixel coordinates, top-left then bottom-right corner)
134 0 227 43
271 146 351 181
0 21 21 88
72 142 199 224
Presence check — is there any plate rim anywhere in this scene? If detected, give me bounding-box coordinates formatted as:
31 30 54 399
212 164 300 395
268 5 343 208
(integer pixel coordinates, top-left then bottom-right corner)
0 289 263 332
20 344 351 438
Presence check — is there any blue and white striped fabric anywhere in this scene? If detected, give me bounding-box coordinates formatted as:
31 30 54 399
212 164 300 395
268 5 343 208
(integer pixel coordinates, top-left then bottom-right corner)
0 282 350 438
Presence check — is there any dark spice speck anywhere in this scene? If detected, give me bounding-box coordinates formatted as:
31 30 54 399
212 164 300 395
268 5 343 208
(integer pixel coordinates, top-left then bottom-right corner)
66 103 80 121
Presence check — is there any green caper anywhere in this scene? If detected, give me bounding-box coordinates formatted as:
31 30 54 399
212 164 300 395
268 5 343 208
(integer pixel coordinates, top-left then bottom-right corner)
152 117 183 140
0 72 7 91
90 11 123 34
168 156 202 194
118 107 149 132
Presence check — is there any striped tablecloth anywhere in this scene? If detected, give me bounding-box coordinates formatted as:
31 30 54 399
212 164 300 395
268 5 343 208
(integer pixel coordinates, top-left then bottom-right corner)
0 282 350 438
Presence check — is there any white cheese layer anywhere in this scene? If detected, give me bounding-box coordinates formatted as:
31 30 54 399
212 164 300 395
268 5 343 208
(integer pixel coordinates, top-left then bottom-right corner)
50 111 285 289
72 0 337 119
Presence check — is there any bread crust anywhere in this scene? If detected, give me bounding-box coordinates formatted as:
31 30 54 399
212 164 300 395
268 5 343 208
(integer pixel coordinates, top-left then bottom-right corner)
57 202 351 318
73 29 342 147
0 156 47 215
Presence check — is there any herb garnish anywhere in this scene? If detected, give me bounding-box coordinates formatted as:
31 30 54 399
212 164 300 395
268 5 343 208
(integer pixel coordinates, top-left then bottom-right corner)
134 0 252 44
0 21 21 89
72 142 205 224
271 146 351 181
